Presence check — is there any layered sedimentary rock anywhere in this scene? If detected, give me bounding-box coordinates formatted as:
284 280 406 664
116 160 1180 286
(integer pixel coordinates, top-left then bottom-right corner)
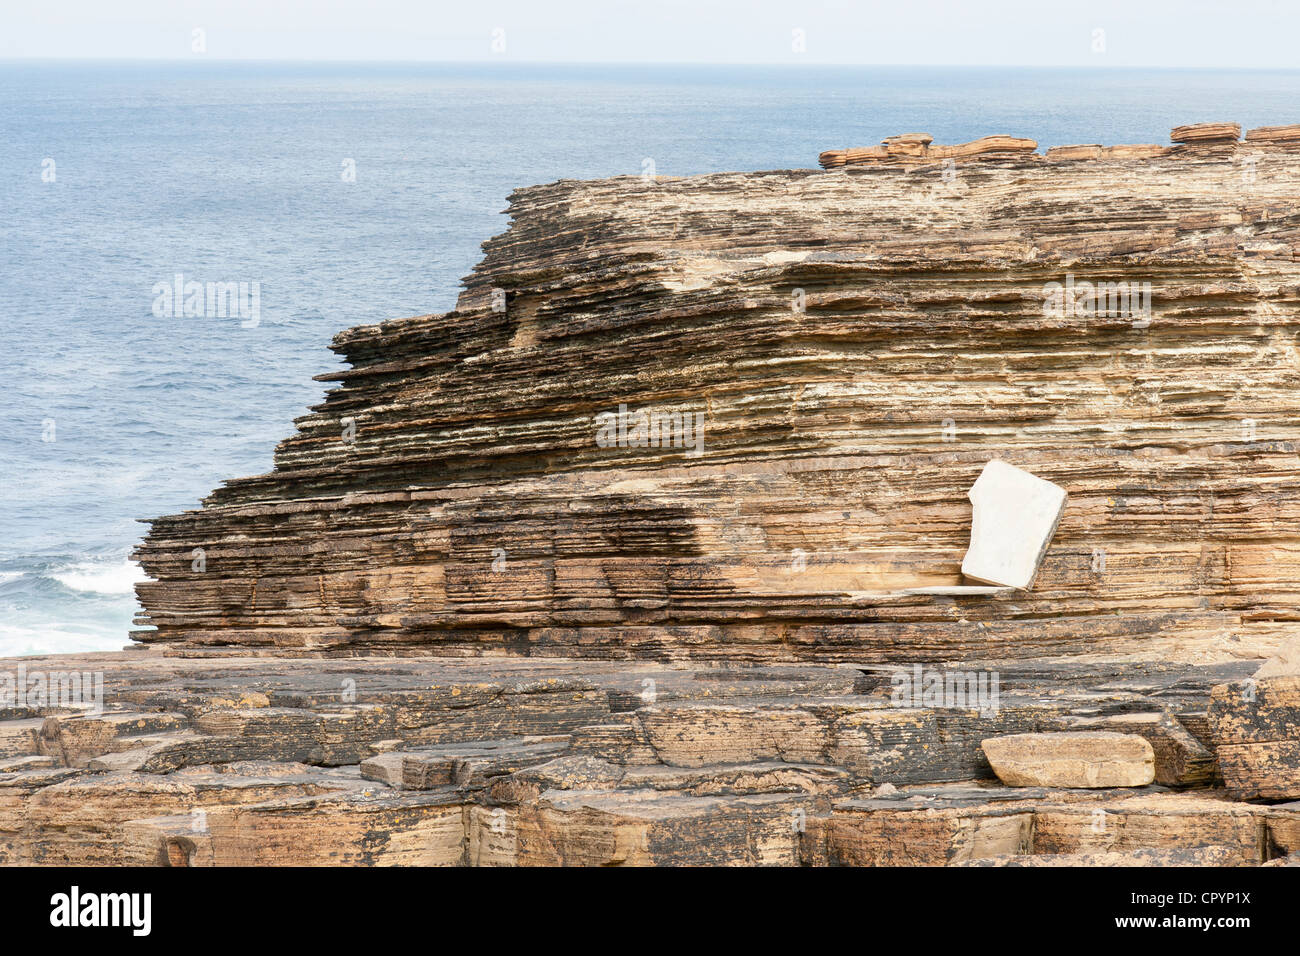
819 134 1038 168
8 123 1296 866
134 124 1300 669
1171 122 1243 145
1247 125 1300 146
1209 675 1300 799
824 120 1300 171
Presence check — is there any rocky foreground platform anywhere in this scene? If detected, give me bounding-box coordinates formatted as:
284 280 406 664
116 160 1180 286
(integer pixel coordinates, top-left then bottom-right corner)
1 649 1297 865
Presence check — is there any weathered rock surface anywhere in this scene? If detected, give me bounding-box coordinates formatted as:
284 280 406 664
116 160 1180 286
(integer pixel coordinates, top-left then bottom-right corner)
1067 712 1214 787
0 649 1295 866
1246 124 1300 146
982 732 1156 787
1209 675 1300 799
1171 122 1242 144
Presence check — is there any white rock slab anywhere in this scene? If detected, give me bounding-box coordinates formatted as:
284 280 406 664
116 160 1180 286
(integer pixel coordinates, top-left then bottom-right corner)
960 460 1067 590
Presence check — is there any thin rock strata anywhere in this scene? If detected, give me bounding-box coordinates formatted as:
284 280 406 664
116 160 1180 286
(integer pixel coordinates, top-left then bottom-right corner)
11 122 1300 865
135 122 1300 668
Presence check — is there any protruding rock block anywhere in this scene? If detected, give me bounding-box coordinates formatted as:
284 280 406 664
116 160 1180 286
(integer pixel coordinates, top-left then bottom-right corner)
1245 124 1300 145
960 460 1067 590
358 751 405 788
1209 676 1300 800
981 732 1155 788
1069 713 1215 787
397 736 570 790
882 133 935 158
883 132 934 145
1171 122 1241 144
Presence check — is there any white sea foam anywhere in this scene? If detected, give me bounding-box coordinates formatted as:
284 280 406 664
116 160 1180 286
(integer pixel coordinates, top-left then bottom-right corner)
0 623 124 657
49 560 146 595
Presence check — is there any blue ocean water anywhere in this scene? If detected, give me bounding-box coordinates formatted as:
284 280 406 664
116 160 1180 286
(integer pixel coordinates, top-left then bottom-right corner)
4 61 1300 655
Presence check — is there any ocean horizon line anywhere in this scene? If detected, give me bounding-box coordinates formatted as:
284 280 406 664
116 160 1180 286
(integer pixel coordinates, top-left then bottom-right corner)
4 58 1300 73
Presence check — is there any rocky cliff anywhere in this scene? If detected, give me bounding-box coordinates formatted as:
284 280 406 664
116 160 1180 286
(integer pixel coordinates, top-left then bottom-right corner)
136 125 1300 666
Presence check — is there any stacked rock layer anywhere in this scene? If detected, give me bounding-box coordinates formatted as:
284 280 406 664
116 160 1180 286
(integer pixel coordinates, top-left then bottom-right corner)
135 131 1300 666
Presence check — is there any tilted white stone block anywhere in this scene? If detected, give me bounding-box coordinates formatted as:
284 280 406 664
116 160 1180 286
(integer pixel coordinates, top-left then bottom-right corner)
960 459 1067 590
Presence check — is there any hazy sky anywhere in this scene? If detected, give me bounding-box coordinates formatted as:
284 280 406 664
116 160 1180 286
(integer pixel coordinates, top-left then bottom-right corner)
2 0 1296 68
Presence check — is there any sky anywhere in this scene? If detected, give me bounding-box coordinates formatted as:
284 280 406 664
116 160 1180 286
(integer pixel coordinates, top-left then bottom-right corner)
1 0 1297 68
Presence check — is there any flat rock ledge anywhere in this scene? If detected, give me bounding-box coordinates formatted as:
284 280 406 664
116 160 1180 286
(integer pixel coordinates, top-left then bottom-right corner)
1 650 1298 866
981 732 1156 788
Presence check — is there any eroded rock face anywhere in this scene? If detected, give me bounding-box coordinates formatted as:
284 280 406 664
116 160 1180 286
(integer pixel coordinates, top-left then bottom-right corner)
15 130 1300 867
981 732 1156 788
130 134 1300 664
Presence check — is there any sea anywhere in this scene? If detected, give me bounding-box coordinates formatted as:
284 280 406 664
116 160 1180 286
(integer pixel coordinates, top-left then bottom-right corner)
4 61 1300 655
